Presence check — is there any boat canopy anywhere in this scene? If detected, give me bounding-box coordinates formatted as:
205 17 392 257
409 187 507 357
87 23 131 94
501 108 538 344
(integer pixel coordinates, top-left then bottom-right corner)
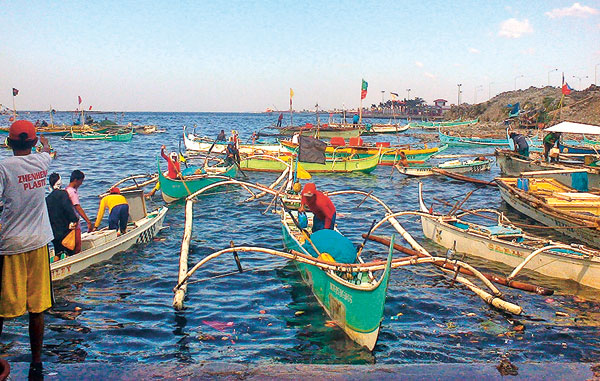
545 121 600 135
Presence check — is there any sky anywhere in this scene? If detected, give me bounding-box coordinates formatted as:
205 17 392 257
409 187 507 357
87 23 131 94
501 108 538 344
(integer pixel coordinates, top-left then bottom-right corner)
0 1 599 112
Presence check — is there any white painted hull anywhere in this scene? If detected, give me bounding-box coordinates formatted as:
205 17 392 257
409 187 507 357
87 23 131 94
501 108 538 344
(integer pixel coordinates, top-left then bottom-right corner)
420 214 600 289
51 207 168 280
183 132 287 156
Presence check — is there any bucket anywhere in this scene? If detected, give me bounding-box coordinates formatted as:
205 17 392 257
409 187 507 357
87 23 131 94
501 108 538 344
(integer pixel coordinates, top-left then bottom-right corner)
517 178 529 191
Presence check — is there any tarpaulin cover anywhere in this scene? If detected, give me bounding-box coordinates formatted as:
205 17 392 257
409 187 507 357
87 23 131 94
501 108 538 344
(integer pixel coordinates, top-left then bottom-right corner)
298 136 326 164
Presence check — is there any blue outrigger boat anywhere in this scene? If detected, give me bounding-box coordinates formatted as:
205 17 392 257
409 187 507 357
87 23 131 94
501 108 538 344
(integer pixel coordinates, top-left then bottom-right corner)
439 129 510 147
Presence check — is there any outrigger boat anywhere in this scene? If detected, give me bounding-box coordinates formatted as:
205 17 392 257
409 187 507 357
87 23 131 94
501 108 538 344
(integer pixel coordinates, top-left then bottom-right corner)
183 126 287 156
239 153 380 174
417 183 600 290
497 177 600 249
495 149 600 189
395 158 491 177
270 123 363 139
362 122 409 135
280 140 447 166
157 159 237 203
51 177 168 281
62 126 134 142
439 129 510 147
409 118 479 130
173 179 524 350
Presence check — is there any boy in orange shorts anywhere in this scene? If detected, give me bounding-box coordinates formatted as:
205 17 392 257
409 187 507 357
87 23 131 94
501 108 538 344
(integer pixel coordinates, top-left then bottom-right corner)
0 120 54 377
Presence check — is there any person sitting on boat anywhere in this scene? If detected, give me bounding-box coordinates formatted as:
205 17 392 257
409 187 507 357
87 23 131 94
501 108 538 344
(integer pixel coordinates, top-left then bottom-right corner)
398 152 409 167
94 187 129 234
34 120 40 127
160 145 182 179
46 173 79 256
225 139 241 166
277 112 283 127
543 131 561 162
40 120 48 127
299 182 336 232
509 132 529 158
216 130 226 141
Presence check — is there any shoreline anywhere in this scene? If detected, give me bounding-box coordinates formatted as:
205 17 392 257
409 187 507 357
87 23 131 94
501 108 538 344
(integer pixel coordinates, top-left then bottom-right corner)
6 361 599 380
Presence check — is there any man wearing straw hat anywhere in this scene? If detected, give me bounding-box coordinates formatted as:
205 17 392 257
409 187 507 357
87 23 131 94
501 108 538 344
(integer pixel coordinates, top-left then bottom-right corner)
0 120 53 377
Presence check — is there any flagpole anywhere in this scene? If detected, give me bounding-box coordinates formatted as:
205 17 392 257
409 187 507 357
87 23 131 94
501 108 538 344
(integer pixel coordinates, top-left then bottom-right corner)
12 94 16 119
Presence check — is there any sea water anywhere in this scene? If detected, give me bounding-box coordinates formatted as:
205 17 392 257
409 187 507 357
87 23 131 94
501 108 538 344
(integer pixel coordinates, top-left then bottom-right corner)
0 111 599 365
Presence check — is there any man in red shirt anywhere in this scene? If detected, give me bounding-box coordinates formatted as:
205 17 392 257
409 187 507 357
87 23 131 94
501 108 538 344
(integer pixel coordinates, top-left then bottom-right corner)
160 145 181 179
299 183 336 232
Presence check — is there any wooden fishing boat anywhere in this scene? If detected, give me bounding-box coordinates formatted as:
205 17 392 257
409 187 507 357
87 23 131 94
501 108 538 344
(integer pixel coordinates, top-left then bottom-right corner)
417 183 600 289
280 210 393 350
239 153 380 174
50 188 168 281
0 124 108 136
157 160 238 203
439 129 510 147
363 122 409 135
396 158 491 177
495 149 600 189
183 127 286 156
63 127 133 142
409 118 479 130
271 124 363 139
281 140 447 166
559 141 600 155
496 177 600 249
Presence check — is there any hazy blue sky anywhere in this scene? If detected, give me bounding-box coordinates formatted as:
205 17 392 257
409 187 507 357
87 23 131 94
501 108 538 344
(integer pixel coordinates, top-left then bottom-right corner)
1 1 599 112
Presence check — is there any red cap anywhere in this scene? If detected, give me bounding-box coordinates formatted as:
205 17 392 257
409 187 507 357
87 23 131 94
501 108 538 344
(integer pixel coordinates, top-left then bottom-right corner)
301 182 316 196
109 187 120 194
9 120 37 141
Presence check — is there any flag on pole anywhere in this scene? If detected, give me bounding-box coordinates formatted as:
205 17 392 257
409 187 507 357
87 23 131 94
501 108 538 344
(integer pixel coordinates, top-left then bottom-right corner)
89 105 92 110
390 92 398 101
12 88 19 96
289 88 294 107
562 82 572 95
361 79 368 100
78 96 82 105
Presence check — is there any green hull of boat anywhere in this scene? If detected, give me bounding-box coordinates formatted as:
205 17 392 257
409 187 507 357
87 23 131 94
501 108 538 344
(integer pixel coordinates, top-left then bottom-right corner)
239 154 380 173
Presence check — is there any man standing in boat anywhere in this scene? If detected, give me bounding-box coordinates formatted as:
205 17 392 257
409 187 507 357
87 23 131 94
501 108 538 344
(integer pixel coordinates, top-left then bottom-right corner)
46 173 79 256
298 183 336 232
543 131 561 162
277 112 283 127
509 132 529 158
216 129 226 142
160 145 182 179
66 169 95 254
0 120 53 378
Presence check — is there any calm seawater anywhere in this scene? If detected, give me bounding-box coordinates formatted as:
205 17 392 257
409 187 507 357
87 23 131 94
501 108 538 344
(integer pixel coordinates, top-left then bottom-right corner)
1 111 599 365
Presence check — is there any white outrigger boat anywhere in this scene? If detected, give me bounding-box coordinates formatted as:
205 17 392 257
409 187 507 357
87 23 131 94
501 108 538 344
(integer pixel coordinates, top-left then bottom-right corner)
51 185 168 281
396 158 491 177
417 183 600 289
183 126 287 156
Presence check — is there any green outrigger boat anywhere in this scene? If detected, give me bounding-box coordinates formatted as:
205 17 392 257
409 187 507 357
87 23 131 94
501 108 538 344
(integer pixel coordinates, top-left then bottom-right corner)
63 127 134 142
239 153 380 173
281 210 393 350
157 159 237 203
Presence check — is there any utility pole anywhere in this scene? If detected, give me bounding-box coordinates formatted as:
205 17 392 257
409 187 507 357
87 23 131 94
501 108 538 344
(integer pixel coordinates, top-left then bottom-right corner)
457 84 462 105
406 88 411 100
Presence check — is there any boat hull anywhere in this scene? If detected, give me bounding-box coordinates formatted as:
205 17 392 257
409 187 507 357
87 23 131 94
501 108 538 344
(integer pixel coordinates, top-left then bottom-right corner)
280 217 392 351
497 182 600 249
158 164 237 203
51 207 168 280
420 214 600 289
439 130 509 147
239 154 380 174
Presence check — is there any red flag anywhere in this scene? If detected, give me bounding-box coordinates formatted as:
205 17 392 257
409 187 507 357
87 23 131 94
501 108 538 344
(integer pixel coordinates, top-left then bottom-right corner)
89 105 92 110
12 88 19 96
562 82 572 95
78 96 82 105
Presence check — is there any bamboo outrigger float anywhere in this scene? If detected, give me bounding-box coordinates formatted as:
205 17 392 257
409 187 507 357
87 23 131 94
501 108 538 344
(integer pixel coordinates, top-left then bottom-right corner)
172 165 526 350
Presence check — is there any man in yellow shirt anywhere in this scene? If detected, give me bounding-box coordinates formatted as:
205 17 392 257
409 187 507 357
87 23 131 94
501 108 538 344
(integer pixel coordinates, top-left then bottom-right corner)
95 187 129 234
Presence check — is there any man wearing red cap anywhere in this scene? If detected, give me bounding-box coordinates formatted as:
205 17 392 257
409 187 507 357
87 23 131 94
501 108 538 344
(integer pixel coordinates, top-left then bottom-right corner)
298 182 336 232
0 120 53 376
94 187 129 234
